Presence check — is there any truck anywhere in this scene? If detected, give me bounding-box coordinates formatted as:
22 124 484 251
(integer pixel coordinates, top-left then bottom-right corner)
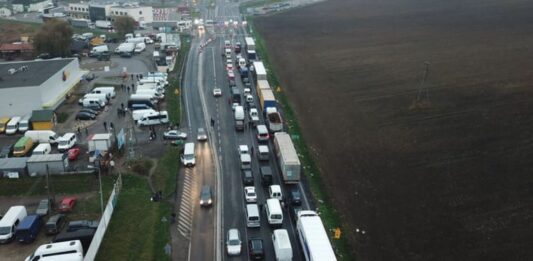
245 37 255 51
88 133 114 152
95 20 112 29
234 106 245 131
266 107 283 133
296 211 337 261
256 80 271 92
272 229 292 261
239 67 249 78
273 132 301 184
89 45 109 57
258 88 276 112
253 61 267 81
114 43 135 55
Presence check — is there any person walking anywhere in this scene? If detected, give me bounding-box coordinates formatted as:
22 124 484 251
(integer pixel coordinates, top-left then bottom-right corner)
85 127 89 136
103 122 107 131
77 126 81 136
110 122 114 131
127 86 130 93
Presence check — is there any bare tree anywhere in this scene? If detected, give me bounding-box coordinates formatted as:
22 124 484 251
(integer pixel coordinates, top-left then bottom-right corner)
33 19 73 57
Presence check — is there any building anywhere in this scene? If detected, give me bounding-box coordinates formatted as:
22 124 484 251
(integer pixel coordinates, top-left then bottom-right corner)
27 154 68 176
0 58 85 117
0 6 12 17
12 0 52 13
31 109 55 130
68 2 90 20
0 157 28 178
68 2 152 23
0 43 34 59
109 3 153 23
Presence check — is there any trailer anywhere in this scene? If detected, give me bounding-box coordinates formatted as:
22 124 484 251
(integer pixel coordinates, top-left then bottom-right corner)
296 211 337 261
258 88 276 112
253 61 267 81
95 20 112 29
245 37 256 51
273 132 300 184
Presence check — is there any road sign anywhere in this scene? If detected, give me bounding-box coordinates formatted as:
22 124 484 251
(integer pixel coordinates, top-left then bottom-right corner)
174 89 180 95
334 228 341 239
291 134 300 140
276 86 282 92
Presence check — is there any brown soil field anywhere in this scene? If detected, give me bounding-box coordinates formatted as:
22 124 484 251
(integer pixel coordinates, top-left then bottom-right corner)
254 0 533 260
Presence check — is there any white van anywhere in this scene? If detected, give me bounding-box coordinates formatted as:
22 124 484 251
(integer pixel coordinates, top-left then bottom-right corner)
18 115 31 133
269 185 283 200
130 94 158 104
132 109 156 122
91 87 116 98
225 48 232 56
89 45 108 57
240 154 251 170
258 145 269 161
137 111 169 126
57 133 77 152
137 84 164 95
32 143 51 155
181 142 196 167
84 93 109 103
25 130 59 144
272 229 293 261
0 206 27 243
136 89 164 99
5 116 21 135
246 204 260 228
133 90 157 100
238 57 246 68
25 240 84 261
265 198 283 227
134 42 146 53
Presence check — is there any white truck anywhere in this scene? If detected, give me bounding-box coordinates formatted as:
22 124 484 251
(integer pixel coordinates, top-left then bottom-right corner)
95 20 112 29
245 37 256 51
115 43 135 55
88 133 114 152
296 211 337 261
272 229 292 261
234 106 245 131
273 132 301 184
253 61 267 81
89 45 109 57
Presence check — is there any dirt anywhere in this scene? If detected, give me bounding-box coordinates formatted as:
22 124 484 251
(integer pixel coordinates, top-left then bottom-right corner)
254 0 533 260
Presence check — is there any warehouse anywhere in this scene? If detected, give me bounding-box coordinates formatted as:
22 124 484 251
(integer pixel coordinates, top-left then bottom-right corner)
0 58 85 117
27 154 69 176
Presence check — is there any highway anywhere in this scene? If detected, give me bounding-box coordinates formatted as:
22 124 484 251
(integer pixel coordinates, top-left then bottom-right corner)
181 0 310 260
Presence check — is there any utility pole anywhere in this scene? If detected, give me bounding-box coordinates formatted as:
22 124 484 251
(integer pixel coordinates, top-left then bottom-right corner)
416 61 431 103
45 164 51 207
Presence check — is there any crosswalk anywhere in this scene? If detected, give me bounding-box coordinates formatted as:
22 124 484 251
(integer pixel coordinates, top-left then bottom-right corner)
177 167 196 238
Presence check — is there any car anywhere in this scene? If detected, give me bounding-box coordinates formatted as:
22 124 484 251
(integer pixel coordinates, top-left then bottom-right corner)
45 214 66 235
58 197 77 213
197 128 207 141
76 111 96 120
256 125 270 142
244 186 257 203
226 228 242 256
36 199 50 216
244 88 251 96
249 108 260 123
67 220 99 232
248 238 265 259
200 185 213 207
80 108 99 115
163 130 187 140
227 70 235 80
213 88 222 97
245 94 254 104
68 148 80 161
229 79 236 87
238 145 249 155
226 63 234 71
288 185 302 206
0 145 13 158
242 169 254 186
232 103 239 111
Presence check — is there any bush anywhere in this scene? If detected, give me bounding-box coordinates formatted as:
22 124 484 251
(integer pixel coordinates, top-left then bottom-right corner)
128 159 154 176
57 112 69 123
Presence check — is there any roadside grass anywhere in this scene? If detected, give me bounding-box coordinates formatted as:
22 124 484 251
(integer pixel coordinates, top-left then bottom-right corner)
96 174 172 261
152 146 180 198
166 34 191 126
0 174 113 197
248 19 352 260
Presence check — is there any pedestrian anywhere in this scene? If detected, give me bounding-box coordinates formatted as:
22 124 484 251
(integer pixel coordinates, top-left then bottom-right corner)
140 74 143 79
131 74 134 80
132 84 135 92
85 127 89 136
103 122 107 131
110 122 114 131
211 118 215 127
77 126 81 136
121 103 125 109
153 130 157 139
127 86 130 93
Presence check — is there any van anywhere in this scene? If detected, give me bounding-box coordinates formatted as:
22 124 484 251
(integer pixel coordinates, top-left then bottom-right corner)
82 98 104 110
25 130 59 144
13 136 34 157
136 89 164 99
5 116 21 135
89 45 109 57
26 240 84 261
137 111 169 126
91 87 116 98
137 84 164 95
181 142 196 167
240 154 251 170
0 117 10 133
132 109 156 122
134 42 146 53
84 93 109 103
246 204 260 228
57 133 77 152
0 206 27 243
133 90 157 100
260 166 273 186
45 214 66 235
18 115 31 133
32 143 51 155
15 215 41 243
265 199 283 227
272 229 293 261
225 48 232 56
258 145 269 161
131 103 153 111
128 99 155 109
269 185 283 200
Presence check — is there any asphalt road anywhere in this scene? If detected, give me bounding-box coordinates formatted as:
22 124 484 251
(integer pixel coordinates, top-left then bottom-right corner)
181 0 310 260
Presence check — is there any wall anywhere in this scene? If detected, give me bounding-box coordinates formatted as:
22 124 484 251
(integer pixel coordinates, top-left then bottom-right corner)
0 85 41 117
40 59 85 110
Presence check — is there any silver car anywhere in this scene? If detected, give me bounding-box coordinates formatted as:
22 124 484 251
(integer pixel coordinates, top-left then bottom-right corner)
36 199 50 216
197 128 208 141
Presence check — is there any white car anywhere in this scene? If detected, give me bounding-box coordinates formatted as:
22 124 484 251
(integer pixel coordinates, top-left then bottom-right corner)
238 145 249 155
213 88 222 97
232 103 239 111
197 128 208 141
226 229 241 256
245 94 254 104
226 58 233 64
243 88 251 96
163 130 187 140
249 108 259 123
244 186 257 203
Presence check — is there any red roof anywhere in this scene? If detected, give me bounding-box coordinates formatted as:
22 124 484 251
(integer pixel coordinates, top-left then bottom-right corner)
0 43 34 52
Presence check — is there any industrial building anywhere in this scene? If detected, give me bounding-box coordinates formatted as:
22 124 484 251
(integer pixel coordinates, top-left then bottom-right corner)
0 58 85 117
68 2 153 23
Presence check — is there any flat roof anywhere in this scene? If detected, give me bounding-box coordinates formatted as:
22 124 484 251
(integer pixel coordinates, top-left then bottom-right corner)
27 154 65 163
0 58 74 89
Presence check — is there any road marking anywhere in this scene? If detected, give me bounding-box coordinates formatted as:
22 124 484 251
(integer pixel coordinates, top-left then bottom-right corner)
177 168 196 239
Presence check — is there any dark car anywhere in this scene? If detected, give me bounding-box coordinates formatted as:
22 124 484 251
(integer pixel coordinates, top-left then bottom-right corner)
76 111 96 120
242 170 254 186
35 199 50 216
260 166 273 186
80 108 99 115
67 220 99 232
200 185 213 207
0 145 13 158
288 185 302 206
45 214 66 235
248 238 265 259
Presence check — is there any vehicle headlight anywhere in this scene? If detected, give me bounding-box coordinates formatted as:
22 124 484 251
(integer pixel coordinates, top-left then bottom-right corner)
200 200 204 204
208 199 212 204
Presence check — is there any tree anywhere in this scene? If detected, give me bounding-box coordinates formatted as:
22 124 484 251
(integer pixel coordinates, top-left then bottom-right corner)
33 19 73 57
114 16 136 38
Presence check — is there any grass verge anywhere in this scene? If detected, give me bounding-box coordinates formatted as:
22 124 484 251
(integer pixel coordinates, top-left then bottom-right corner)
248 18 352 260
0 174 113 197
152 146 180 198
166 34 191 126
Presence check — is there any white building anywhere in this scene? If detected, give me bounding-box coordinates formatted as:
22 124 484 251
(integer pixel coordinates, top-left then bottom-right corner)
68 2 152 23
109 3 153 23
0 58 85 117
12 0 52 13
0 7 11 17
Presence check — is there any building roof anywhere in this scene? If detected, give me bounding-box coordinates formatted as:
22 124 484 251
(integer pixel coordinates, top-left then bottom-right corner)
0 58 74 88
0 157 28 169
27 154 65 163
31 109 54 122
0 43 34 52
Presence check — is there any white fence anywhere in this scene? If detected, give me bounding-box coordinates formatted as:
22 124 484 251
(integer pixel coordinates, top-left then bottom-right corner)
84 175 122 261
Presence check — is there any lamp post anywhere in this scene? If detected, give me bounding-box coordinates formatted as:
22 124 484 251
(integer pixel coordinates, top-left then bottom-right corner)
93 158 104 215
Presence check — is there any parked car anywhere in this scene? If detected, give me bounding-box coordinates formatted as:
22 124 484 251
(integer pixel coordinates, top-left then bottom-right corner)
68 148 80 161
35 199 49 217
79 108 99 115
200 185 213 207
197 128 207 141
58 197 77 213
226 228 242 256
0 145 13 158
248 238 265 259
66 220 99 232
76 111 96 120
44 214 66 235
163 130 187 140
244 187 257 203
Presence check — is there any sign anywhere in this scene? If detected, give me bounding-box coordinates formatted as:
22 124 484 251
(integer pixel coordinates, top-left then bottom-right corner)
174 89 180 95
291 134 300 140
117 128 125 149
334 228 341 239
276 86 282 93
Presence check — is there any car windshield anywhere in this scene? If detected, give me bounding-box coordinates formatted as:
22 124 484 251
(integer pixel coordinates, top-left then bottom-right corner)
229 239 240 245
0 226 11 235
272 214 282 219
184 154 194 160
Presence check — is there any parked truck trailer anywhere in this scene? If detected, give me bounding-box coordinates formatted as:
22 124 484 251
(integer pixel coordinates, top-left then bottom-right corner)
273 132 300 184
